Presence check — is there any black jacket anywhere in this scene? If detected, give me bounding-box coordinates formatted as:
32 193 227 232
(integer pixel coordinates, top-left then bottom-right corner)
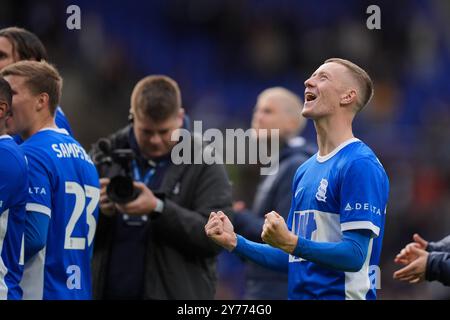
233 136 316 299
90 125 232 299
426 235 450 286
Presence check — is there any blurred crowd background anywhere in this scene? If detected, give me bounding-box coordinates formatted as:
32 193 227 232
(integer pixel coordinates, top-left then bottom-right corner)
2 0 449 299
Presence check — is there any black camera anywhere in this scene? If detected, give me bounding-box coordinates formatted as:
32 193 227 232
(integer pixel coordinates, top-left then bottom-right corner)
93 138 140 204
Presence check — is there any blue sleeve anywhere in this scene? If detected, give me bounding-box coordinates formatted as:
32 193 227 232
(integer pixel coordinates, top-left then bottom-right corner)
23 148 52 216
233 235 288 273
427 235 450 253
293 229 371 272
22 148 52 261
426 252 450 286
55 107 73 136
0 149 19 207
24 211 50 261
340 158 389 237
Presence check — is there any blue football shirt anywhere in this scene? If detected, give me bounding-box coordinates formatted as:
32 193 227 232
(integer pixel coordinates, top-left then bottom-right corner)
0 135 28 300
19 128 99 300
287 138 389 300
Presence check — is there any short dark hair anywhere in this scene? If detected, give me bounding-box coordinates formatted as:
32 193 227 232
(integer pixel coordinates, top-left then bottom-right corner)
0 27 48 62
0 77 12 107
0 61 62 115
324 58 374 111
131 75 182 122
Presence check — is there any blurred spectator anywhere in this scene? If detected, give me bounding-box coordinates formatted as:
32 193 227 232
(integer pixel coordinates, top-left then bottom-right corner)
232 87 315 299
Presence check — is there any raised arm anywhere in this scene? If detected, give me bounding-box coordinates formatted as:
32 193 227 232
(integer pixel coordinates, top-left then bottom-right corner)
205 211 288 273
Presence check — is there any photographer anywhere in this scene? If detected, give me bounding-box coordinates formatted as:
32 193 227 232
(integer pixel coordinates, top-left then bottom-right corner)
90 75 232 299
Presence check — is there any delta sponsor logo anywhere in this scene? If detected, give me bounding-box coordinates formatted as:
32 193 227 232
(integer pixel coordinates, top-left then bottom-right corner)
29 187 47 195
344 202 386 215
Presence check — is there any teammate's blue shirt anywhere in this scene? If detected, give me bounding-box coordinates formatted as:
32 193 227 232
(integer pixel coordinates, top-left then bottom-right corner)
287 138 388 300
0 135 28 300
19 128 99 300
13 107 73 144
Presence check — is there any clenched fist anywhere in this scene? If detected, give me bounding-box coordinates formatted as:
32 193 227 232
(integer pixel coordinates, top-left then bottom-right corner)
262 211 298 254
205 211 237 252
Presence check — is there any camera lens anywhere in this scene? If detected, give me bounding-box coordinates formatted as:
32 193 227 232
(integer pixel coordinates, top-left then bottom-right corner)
107 175 139 204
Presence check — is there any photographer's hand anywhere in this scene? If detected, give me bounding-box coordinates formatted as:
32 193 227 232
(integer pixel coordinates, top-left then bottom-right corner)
115 182 157 216
99 178 116 216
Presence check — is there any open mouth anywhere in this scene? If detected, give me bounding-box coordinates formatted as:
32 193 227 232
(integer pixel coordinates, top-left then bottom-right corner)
305 92 317 102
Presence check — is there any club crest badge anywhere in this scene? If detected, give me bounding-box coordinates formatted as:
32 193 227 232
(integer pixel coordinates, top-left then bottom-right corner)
315 178 328 202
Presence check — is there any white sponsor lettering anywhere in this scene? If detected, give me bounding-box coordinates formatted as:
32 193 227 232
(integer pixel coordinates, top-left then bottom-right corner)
29 187 47 195
344 202 384 215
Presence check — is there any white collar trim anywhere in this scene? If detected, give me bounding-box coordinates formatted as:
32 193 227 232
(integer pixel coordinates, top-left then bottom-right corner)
316 137 360 163
38 127 69 135
0 134 12 140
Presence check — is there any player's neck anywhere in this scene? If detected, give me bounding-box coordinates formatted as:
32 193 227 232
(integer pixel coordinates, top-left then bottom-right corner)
23 116 57 140
314 117 354 157
0 122 6 136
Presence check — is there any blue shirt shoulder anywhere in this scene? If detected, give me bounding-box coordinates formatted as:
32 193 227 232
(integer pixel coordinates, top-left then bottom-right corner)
55 107 73 136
